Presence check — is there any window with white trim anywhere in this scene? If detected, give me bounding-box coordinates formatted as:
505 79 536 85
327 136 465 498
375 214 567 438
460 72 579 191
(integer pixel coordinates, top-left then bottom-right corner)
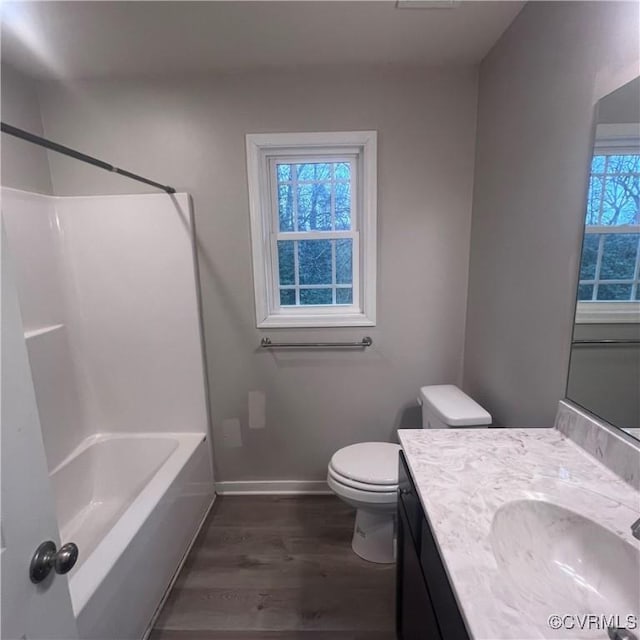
246 132 377 328
576 124 640 323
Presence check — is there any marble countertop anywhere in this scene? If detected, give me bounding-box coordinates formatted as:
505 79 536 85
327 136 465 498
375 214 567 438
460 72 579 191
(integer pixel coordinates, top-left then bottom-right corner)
397 428 640 640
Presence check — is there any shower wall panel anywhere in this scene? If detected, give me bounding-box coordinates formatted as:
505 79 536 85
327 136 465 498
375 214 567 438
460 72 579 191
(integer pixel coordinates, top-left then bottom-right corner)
2 189 209 473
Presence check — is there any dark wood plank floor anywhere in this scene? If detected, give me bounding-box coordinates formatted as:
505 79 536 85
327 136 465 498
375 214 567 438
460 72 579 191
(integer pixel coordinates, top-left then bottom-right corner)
150 496 396 640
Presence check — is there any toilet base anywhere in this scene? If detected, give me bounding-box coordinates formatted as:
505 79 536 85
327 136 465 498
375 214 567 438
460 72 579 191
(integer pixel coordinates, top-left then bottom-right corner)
351 508 396 564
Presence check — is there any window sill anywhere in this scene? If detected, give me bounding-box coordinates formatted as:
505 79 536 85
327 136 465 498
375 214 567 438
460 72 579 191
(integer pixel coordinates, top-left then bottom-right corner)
575 301 640 324
257 312 376 328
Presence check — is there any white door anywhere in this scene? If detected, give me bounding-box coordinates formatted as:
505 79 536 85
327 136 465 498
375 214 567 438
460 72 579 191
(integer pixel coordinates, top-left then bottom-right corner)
1 225 79 640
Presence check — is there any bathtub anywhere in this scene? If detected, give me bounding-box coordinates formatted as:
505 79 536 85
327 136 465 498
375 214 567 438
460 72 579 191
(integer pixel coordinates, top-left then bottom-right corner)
50 432 214 640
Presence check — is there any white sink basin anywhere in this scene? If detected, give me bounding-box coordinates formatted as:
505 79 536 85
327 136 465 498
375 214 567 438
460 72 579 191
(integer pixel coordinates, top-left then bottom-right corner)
490 499 640 617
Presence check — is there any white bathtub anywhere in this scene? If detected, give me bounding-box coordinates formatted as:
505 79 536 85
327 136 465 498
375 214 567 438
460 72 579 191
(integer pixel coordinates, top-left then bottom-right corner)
50 432 214 640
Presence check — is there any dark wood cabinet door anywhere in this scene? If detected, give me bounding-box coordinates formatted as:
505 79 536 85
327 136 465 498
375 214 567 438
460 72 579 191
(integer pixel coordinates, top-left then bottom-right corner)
397 500 441 640
420 519 470 640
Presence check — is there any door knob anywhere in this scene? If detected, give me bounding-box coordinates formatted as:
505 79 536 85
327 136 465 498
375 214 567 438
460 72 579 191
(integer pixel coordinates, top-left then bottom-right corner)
29 540 79 583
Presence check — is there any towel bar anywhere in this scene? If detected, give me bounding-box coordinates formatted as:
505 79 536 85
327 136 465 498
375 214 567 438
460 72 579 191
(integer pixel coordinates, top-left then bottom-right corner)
260 337 372 349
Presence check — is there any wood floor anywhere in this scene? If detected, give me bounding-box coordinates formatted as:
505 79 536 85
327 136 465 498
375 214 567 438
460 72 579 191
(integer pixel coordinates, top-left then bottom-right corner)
150 496 396 640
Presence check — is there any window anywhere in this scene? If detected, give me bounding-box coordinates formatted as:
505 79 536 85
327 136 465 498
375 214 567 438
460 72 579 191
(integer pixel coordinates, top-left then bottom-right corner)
246 131 377 327
576 124 640 323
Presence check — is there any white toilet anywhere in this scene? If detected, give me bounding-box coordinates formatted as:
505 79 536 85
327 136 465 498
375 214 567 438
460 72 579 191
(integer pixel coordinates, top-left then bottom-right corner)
327 384 492 563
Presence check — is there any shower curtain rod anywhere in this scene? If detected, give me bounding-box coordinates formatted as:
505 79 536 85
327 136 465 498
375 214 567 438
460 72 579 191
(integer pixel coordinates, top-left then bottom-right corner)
1 122 176 194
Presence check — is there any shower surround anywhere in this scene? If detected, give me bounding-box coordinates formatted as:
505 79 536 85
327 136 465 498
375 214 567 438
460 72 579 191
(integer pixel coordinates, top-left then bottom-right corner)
2 188 214 640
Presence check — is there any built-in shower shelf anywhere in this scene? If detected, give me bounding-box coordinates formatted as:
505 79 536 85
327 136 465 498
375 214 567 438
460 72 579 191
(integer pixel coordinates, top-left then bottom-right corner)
24 324 64 340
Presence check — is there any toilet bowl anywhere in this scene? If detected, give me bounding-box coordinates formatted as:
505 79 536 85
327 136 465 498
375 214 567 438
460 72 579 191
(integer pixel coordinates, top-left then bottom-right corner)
328 385 492 564
327 442 401 564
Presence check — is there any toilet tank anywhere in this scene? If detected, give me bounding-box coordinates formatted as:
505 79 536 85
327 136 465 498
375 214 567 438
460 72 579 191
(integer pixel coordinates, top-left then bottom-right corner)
418 385 492 429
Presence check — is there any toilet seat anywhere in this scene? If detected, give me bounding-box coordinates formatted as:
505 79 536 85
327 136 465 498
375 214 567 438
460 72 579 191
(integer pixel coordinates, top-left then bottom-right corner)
329 442 401 486
327 472 398 505
328 464 398 493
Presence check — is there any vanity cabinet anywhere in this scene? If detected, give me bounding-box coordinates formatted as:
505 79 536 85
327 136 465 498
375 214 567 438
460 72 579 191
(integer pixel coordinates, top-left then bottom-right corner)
396 451 470 640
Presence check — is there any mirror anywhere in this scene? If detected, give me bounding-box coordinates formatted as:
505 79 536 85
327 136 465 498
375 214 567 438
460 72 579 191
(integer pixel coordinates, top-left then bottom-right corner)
567 77 640 441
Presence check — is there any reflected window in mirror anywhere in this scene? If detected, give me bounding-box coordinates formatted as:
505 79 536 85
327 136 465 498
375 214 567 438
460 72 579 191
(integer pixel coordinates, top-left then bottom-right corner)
577 124 640 323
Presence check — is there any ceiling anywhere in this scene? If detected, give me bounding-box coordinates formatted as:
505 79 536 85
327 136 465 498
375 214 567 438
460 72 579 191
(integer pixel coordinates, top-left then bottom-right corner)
1 1 524 81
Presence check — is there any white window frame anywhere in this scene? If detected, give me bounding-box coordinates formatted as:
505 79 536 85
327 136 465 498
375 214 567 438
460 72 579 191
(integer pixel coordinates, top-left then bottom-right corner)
246 131 377 328
575 123 640 324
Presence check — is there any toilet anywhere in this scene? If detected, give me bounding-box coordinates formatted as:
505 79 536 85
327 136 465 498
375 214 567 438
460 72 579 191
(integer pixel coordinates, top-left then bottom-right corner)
327 384 492 563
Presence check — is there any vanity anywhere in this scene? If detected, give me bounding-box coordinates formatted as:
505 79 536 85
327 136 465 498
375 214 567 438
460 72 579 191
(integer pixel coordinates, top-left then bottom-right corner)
396 427 640 640
396 448 469 640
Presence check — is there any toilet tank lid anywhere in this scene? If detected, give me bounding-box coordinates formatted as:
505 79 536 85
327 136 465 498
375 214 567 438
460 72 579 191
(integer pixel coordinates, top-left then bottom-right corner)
419 385 492 426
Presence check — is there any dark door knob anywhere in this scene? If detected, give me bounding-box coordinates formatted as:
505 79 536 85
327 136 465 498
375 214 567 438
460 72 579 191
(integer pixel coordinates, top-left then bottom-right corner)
30 540 79 583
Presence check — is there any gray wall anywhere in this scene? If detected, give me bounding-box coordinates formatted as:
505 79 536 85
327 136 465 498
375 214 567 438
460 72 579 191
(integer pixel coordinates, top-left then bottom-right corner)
463 1 640 427
1 64 53 194
34 67 479 481
568 324 640 430
598 77 640 125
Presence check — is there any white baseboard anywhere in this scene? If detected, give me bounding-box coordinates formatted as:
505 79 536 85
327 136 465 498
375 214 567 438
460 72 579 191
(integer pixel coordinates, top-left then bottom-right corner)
215 480 331 495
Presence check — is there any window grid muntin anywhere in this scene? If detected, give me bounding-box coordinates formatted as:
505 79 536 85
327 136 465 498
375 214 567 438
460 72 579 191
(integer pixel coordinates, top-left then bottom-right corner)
293 238 300 305
274 157 354 233
587 153 640 226
275 237 357 307
331 238 336 304
578 227 640 301
268 156 359 310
